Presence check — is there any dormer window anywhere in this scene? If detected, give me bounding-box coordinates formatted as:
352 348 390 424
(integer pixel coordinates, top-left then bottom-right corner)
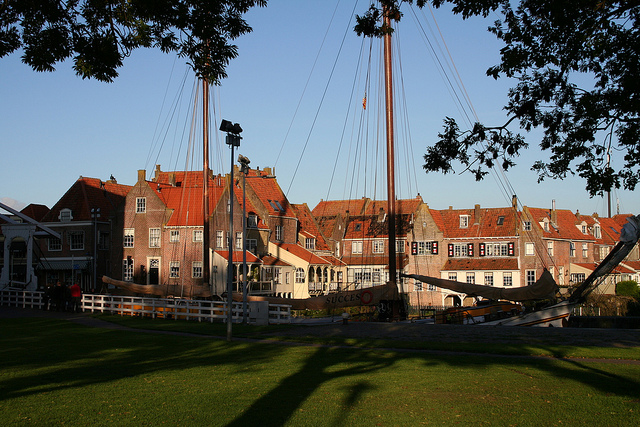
59 208 72 222
594 224 601 239
540 218 549 232
459 215 470 228
248 214 258 228
497 216 505 226
305 237 316 250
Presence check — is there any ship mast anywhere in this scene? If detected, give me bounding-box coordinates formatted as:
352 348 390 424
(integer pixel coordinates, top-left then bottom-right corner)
383 6 397 287
202 78 210 287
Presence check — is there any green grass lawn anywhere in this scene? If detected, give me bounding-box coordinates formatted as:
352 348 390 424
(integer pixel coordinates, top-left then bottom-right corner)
1 317 640 426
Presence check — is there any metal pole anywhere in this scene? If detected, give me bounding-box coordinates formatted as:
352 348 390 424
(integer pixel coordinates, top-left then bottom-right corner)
227 143 234 341
242 164 248 323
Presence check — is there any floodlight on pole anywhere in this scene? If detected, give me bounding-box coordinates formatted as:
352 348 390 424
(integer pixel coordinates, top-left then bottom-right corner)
221 119 242 341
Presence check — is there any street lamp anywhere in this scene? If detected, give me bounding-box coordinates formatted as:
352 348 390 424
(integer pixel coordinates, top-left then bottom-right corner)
238 154 250 323
221 119 242 341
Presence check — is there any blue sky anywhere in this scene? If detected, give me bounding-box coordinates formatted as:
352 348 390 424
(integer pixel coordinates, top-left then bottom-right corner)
1 0 637 217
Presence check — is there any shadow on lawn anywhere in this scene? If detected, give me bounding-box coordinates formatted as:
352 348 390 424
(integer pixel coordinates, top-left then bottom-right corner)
1 316 639 426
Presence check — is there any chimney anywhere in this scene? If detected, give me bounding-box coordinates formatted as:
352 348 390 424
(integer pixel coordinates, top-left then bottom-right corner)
155 164 161 180
169 173 176 187
551 199 557 224
474 204 480 224
137 169 146 183
512 195 518 210
264 167 272 176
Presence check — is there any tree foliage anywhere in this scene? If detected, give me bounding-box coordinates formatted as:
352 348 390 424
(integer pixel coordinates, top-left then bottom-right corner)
0 0 267 83
355 1 640 197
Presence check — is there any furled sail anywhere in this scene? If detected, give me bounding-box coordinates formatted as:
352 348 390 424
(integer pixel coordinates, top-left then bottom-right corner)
401 269 558 302
233 281 399 310
102 276 213 298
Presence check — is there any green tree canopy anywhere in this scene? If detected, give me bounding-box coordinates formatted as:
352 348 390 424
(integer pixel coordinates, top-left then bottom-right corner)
0 0 266 83
356 0 640 197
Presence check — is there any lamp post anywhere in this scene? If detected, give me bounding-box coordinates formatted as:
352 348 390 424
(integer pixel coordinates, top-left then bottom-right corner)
220 119 242 341
91 207 100 292
238 154 250 323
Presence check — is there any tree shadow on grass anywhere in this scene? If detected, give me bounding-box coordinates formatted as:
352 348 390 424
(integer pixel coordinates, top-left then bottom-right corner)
1 316 640 425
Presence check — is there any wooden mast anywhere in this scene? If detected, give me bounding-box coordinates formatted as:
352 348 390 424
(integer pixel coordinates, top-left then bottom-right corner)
383 6 397 287
202 78 210 287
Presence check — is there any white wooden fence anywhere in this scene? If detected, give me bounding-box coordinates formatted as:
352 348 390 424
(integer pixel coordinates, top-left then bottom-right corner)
0 289 291 324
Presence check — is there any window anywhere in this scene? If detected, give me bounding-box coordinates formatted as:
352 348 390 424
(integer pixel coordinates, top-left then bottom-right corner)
373 240 384 254
295 268 305 283
123 258 134 281
170 230 180 242
396 240 406 253
149 228 161 248
305 237 316 250
525 242 535 256
485 243 509 257
192 261 203 278
248 214 258 228
98 232 109 250
466 272 475 284
285 271 291 284
427 283 437 292
459 215 470 228
123 228 134 248
523 221 532 231
193 230 203 243
48 237 62 251
235 232 243 249
216 230 224 248
448 272 457 281
570 273 586 283
526 270 536 286
59 208 72 222
547 241 554 257
570 242 576 257
68 231 84 250
594 225 601 239
136 197 146 213
496 216 505 226
582 243 588 258
581 224 587 234
542 219 549 232
503 272 513 287
169 261 180 278
352 241 363 254
484 272 494 286
415 241 436 255
372 268 381 284
414 280 423 292
246 239 257 253
452 243 469 257
275 225 283 241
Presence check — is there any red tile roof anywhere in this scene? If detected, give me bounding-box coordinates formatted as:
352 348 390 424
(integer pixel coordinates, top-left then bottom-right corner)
442 258 519 271
215 250 261 263
291 203 329 250
274 243 331 265
152 172 226 227
245 171 295 218
436 206 517 238
42 177 131 222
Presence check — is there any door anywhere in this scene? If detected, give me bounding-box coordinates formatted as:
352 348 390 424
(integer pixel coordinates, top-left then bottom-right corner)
148 258 160 285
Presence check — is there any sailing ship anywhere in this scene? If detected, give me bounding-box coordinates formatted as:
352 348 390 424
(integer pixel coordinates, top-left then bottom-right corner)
102 3 638 327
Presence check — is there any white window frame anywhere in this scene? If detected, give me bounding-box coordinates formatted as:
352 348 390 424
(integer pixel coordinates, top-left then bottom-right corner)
352 241 363 254
216 230 224 248
149 228 161 248
123 228 134 248
305 237 316 250
193 230 203 243
68 231 84 251
295 268 305 283
235 232 243 249
123 258 134 281
547 241 554 257
459 215 470 228
59 208 73 222
192 261 203 278
170 230 180 243
372 240 384 254
275 225 283 241
525 242 535 256
484 272 494 286
136 197 146 213
466 272 475 284
582 243 588 258
169 261 180 278
503 272 513 287
526 270 536 286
